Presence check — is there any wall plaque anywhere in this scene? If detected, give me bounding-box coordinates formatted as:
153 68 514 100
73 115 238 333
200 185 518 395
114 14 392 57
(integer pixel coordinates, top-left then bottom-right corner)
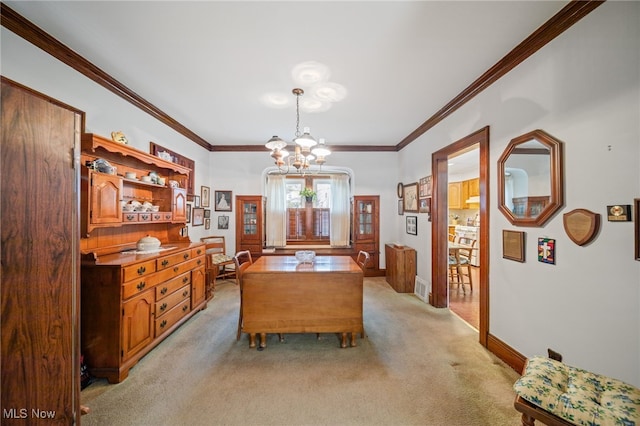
563 208 600 246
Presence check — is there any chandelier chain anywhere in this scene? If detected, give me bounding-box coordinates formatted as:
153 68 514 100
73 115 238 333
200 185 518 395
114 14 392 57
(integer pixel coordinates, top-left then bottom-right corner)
295 91 301 138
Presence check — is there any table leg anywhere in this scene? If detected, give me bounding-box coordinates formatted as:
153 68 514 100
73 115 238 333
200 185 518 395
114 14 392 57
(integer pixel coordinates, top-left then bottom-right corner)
249 334 256 348
260 333 267 348
350 332 357 347
340 333 347 348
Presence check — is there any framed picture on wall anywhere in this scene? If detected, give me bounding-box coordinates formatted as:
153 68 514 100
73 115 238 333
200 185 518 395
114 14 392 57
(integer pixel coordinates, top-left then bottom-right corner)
186 203 191 224
502 230 525 262
419 176 432 197
406 216 417 235
201 186 210 207
215 190 232 211
192 207 205 226
634 198 640 261
403 182 418 213
398 200 404 215
218 215 229 229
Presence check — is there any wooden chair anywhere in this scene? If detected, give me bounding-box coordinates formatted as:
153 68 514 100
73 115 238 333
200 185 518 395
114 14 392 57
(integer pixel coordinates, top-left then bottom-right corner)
200 236 236 294
233 251 253 341
449 238 475 293
356 250 370 270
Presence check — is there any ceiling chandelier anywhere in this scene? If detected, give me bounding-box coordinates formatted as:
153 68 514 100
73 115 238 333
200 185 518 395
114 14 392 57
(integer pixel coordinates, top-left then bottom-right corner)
265 88 331 173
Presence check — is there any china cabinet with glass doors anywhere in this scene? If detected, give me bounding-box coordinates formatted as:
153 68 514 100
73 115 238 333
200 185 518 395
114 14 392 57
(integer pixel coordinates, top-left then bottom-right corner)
352 195 379 274
235 195 264 260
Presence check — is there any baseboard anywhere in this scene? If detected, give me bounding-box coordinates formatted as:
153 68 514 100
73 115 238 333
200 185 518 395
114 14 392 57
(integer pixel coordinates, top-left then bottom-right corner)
487 333 527 374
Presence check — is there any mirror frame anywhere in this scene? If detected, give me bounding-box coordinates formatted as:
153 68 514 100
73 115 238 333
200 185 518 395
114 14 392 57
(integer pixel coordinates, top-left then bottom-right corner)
497 129 564 227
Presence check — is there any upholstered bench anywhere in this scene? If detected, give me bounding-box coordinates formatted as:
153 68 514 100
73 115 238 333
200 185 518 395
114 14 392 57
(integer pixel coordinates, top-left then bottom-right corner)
513 356 640 426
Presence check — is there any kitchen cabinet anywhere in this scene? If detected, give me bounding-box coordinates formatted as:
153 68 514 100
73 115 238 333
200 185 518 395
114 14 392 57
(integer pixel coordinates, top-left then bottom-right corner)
467 178 480 197
81 243 206 383
352 195 380 275
236 195 264 259
2 77 81 423
385 244 417 293
448 182 464 209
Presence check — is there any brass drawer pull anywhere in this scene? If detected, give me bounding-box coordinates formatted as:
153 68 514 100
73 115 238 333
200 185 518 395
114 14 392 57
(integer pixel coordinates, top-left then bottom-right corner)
160 320 167 329
173 266 179 273
137 266 146 275
182 305 188 312
182 290 189 297
162 259 169 267
159 303 167 312
137 281 146 291
196 249 202 255
197 259 202 266
126 214 135 220
182 277 189 284
183 253 189 260
160 287 168 295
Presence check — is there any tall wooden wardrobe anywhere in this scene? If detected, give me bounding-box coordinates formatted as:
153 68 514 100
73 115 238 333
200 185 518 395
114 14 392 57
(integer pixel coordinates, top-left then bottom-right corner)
1 77 82 424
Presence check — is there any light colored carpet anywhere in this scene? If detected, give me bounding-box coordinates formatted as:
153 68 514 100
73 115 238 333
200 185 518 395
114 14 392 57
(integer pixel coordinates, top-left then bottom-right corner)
81 277 521 425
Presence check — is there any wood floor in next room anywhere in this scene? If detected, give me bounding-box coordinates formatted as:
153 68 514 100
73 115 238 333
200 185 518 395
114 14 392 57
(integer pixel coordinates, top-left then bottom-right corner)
449 266 479 330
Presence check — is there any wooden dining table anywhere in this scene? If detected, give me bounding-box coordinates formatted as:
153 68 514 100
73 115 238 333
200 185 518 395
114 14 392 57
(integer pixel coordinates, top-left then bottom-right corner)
241 255 364 349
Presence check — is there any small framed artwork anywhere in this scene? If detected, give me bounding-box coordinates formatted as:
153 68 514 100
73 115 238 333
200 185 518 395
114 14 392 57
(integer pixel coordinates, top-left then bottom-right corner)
403 182 419 213
607 204 631 221
398 200 404 215
406 216 417 235
204 209 211 219
503 230 525 262
419 197 432 221
218 215 229 230
538 237 556 264
186 204 191 224
192 207 205 226
419 176 432 197
397 182 404 199
193 195 200 208
180 226 189 237
201 186 210 208
215 190 232 212
634 198 639 261
205 218 211 230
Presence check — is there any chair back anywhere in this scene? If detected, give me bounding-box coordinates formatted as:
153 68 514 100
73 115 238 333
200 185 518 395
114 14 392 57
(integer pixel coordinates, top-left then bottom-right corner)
233 250 253 285
457 238 476 261
356 250 370 270
200 236 227 256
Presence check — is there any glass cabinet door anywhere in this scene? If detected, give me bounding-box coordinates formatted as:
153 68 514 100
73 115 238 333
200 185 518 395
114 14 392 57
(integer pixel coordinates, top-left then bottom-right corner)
242 201 258 236
357 200 374 237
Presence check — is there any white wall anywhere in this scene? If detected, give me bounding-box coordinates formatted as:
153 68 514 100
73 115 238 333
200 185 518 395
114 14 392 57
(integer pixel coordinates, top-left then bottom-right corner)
397 1 640 386
2 1 639 386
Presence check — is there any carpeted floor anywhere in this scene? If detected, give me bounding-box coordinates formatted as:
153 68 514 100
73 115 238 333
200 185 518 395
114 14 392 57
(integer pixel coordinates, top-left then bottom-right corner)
81 277 521 425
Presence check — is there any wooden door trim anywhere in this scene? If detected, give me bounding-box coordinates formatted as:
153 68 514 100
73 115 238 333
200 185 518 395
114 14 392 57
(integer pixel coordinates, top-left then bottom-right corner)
431 126 489 347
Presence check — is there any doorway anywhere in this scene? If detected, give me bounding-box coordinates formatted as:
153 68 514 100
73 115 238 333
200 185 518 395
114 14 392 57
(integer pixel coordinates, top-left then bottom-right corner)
431 127 489 347
447 147 480 329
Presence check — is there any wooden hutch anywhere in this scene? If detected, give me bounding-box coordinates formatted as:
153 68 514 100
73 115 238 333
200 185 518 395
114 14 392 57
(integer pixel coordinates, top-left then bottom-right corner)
80 134 207 383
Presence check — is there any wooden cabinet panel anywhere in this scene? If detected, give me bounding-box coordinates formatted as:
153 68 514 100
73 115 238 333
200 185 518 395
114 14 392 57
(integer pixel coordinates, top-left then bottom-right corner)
385 244 416 293
2 78 81 423
122 289 154 361
90 171 123 225
172 188 187 222
468 178 480 197
448 182 463 209
191 266 207 306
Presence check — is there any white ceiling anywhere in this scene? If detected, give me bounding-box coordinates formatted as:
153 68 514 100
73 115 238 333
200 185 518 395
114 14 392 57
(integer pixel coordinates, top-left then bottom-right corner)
5 1 568 148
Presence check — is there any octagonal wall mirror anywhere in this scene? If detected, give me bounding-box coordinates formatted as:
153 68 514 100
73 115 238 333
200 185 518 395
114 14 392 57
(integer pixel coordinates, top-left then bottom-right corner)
498 129 564 227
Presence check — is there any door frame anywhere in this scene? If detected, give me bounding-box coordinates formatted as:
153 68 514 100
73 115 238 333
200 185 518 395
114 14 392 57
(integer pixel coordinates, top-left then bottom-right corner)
431 126 489 346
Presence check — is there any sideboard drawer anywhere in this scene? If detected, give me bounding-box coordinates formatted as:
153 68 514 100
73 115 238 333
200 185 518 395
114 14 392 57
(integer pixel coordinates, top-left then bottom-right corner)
155 284 190 318
157 250 192 270
122 273 160 300
155 299 191 337
155 271 191 301
122 259 157 282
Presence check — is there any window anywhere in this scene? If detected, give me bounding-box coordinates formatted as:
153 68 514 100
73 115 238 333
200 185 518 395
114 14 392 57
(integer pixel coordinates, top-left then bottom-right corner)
285 177 331 243
265 172 351 247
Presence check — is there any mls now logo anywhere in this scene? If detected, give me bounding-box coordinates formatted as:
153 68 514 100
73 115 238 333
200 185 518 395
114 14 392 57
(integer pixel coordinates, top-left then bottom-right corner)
3 408 56 419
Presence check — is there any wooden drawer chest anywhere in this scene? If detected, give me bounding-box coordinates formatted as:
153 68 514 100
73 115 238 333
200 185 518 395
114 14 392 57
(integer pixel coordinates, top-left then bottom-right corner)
81 242 206 383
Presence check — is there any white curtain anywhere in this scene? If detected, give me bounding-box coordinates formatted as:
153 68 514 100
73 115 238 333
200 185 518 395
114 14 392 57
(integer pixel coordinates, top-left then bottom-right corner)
330 174 350 247
265 174 287 247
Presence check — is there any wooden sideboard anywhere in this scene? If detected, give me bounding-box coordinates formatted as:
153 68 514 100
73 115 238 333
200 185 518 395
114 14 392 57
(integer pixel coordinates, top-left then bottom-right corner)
81 243 206 383
385 244 417 293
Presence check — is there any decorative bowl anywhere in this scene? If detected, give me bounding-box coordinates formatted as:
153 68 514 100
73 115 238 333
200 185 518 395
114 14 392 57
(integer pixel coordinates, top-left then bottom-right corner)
136 235 161 251
295 250 316 264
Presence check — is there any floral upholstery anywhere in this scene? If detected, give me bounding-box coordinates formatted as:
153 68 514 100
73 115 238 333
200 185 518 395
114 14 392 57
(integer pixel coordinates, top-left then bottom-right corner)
513 356 640 426
210 253 233 265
